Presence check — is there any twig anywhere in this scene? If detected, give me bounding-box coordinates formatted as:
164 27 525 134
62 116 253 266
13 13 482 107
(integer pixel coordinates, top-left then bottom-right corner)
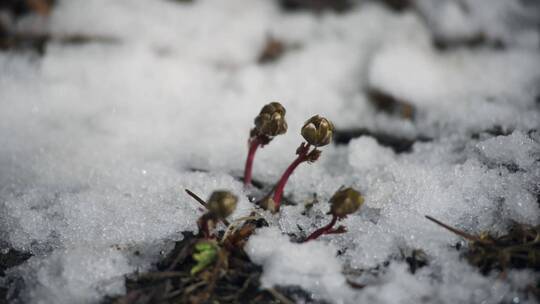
425 215 488 244
185 189 209 209
136 271 185 280
267 288 295 304
185 189 230 226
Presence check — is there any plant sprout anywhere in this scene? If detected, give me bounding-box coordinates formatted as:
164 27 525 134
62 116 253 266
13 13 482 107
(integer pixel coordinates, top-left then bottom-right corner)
243 102 288 187
189 190 238 238
303 187 364 242
265 115 334 212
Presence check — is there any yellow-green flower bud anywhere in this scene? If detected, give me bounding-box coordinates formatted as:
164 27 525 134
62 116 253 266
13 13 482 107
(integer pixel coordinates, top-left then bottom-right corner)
254 102 288 137
329 187 364 218
301 115 334 147
207 191 238 219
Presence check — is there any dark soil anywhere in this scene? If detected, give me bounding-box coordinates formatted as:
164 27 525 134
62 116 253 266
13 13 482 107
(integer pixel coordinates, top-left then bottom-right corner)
0 249 32 304
107 224 325 304
333 128 431 153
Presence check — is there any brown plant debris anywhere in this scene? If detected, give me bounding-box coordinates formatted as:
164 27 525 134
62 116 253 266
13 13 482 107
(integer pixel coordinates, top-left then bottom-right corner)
432 34 506 52
426 215 540 275
0 0 54 17
107 215 322 304
258 36 286 64
367 88 416 120
106 230 262 303
0 32 118 55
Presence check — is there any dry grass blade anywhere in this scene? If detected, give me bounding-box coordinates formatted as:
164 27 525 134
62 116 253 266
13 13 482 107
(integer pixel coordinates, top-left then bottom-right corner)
267 288 295 304
185 189 230 226
425 215 488 244
426 215 540 275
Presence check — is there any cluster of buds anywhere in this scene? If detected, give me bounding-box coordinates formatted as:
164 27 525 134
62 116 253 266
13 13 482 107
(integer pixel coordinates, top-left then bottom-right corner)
303 187 364 242
244 102 288 186
182 103 363 279
190 190 238 238
263 114 335 212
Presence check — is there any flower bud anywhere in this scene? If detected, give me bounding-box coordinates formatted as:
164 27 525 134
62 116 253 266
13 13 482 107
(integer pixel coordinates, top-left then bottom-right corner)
301 115 334 147
207 191 238 218
254 102 288 137
260 102 286 116
329 187 364 218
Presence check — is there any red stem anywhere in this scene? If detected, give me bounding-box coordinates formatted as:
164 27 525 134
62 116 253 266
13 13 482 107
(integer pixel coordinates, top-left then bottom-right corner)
197 215 211 238
303 215 338 242
272 143 310 210
243 137 261 187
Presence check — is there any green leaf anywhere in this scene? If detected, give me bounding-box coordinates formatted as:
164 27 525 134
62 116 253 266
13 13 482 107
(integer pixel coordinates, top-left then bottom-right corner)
190 240 218 275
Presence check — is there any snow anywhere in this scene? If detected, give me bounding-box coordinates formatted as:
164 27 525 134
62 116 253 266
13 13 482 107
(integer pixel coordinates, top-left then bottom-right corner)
0 0 539 303
246 227 354 303
368 44 540 135
416 0 540 48
13 247 132 304
476 131 540 170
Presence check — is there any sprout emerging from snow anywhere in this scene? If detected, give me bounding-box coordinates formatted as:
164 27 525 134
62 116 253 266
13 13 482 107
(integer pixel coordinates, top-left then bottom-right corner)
263 115 334 212
188 189 238 238
244 102 288 187
303 187 364 242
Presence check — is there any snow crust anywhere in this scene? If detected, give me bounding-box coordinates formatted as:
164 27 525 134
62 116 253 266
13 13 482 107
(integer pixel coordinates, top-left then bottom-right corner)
0 0 539 303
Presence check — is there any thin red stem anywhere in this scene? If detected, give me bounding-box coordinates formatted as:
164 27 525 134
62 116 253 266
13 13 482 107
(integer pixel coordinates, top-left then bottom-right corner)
202 220 210 239
272 143 310 210
303 215 338 242
243 137 261 187
197 214 212 239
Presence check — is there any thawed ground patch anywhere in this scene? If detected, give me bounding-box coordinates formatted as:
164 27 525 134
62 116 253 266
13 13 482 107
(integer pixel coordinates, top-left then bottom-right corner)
1 0 540 303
